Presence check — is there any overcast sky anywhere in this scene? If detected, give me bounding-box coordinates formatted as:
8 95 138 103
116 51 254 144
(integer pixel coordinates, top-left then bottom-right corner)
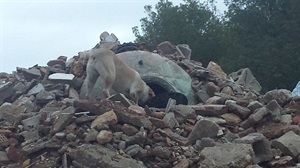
1 0 226 73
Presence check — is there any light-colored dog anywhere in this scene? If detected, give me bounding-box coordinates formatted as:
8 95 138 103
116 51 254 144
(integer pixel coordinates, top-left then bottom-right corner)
84 47 155 104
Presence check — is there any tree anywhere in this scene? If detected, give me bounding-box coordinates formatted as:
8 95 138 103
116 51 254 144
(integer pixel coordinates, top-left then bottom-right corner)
222 0 300 91
133 0 226 66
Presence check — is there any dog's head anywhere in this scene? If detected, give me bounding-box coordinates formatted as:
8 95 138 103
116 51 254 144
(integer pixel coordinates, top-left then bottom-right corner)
139 86 155 105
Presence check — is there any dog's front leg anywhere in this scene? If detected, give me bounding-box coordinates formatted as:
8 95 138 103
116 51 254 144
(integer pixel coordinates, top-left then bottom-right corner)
102 75 115 98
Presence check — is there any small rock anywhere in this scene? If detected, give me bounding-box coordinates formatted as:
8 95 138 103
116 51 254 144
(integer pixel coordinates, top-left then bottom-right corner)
122 124 139 136
84 129 98 142
195 137 216 151
0 151 9 165
188 119 219 144
35 90 56 104
52 112 74 134
171 105 196 124
97 130 113 145
163 112 179 129
91 110 117 129
221 113 242 126
66 133 77 142
247 101 263 112
128 105 146 115
226 100 251 119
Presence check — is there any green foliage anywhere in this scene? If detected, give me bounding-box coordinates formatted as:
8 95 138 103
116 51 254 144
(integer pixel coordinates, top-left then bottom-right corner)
133 0 225 65
133 0 300 91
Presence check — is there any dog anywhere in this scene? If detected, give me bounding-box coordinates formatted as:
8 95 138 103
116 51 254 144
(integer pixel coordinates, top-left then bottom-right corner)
84 47 155 104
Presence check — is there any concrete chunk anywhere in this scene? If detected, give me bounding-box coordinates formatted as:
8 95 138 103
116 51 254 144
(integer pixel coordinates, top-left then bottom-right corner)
188 119 219 144
234 133 273 163
199 143 254 168
272 131 300 158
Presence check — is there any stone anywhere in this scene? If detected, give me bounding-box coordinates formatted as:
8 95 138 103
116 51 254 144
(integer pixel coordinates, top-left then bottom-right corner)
66 133 77 142
122 124 139 136
52 111 74 134
157 41 176 55
272 131 300 158
177 44 191 60
221 113 242 126
35 90 56 104
203 117 226 125
173 159 192 168
69 144 146 168
266 100 282 122
73 99 113 115
256 122 300 139
1 103 25 124
55 132 66 139
150 146 172 159
267 156 294 167
205 96 223 104
221 132 239 143
122 128 147 146
22 68 42 81
149 117 166 128
7 145 21 162
91 110 117 129
21 115 41 131
221 86 234 96
114 106 152 130
188 119 219 144
195 137 216 151
108 93 133 108
229 68 262 93
190 104 228 116
226 100 251 119
195 90 210 103
199 143 254 168
263 89 292 107
97 130 113 145
157 128 189 146
84 129 98 142
207 61 228 81
0 151 9 165
205 82 220 97
281 114 292 124
125 144 146 158
21 141 47 155
247 101 263 112
48 73 74 81
171 105 196 124
47 59 66 68
163 112 179 129
128 105 146 115
234 133 273 163
27 83 44 96
292 114 300 125
240 107 269 129
69 87 80 100
0 82 14 104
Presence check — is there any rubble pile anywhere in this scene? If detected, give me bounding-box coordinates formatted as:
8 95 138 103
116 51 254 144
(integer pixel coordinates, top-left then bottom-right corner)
1 38 300 168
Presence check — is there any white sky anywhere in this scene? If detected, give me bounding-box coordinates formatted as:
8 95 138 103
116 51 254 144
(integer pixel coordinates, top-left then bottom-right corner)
0 0 226 73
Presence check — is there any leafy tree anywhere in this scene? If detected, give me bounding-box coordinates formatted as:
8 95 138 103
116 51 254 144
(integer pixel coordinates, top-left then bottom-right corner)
222 0 300 91
134 0 300 92
133 0 226 66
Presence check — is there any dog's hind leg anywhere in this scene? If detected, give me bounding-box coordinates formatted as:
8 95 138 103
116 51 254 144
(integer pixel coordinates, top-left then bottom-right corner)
94 60 116 98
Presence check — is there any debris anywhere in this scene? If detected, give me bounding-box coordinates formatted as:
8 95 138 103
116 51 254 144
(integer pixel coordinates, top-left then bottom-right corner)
0 34 299 167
